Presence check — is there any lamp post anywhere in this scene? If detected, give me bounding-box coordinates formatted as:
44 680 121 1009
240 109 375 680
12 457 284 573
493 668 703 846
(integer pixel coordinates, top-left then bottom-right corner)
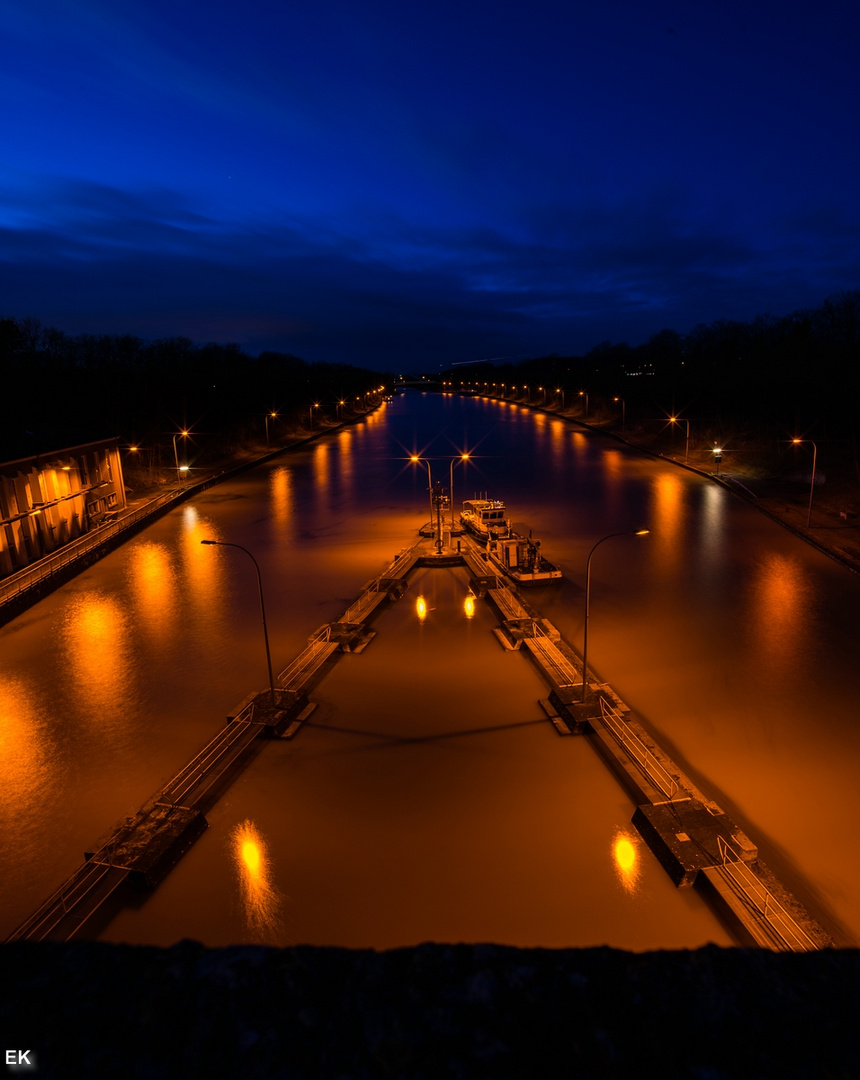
410 456 435 541
792 438 818 527
200 540 276 705
265 411 278 449
172 430 189 483
579 390 589 418
614 396 626 430
556 388 565 410
449 453 470 529
309 403 319 427
581 530 649 702
669 416 690 461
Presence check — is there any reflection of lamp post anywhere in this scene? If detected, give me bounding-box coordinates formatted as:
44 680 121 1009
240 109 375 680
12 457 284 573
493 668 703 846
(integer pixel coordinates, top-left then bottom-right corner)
200 540 276 705
669 415 690 461
410 456 434 539
581 530 649 703
172 430 189 482
792 438 818 527
449 453 470 529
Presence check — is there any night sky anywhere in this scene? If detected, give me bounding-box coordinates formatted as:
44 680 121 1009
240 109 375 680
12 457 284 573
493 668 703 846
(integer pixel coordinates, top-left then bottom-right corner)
2 0 858 372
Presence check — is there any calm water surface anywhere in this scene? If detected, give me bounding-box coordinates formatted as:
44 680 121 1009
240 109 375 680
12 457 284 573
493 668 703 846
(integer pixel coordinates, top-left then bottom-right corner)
2 392 858 947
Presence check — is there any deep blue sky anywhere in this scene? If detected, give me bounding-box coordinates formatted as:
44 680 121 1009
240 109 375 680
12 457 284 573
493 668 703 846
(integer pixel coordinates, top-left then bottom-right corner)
2 0 858 372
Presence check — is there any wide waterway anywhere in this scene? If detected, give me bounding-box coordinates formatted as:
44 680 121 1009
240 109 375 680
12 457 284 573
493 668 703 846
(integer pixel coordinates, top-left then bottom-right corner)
2 392 858 948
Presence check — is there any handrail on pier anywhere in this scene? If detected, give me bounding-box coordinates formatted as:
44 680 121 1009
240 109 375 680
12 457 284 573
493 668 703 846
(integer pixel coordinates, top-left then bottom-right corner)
598 697 679 800
716 836 818 952
277 631 338 688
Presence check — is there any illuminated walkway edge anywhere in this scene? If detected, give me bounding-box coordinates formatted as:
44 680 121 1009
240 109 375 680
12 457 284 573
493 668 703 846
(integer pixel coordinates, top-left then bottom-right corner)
5 534 834 950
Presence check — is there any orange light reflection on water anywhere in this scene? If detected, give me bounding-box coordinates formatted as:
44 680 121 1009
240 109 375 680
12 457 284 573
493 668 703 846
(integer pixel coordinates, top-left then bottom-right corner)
748 552 812 677
178 505 222 609
127 542 178 642
612 829 643 895
269 466 294 536
0 675 53 818
61 593 134 717
651 473 684 576
231 819 284 944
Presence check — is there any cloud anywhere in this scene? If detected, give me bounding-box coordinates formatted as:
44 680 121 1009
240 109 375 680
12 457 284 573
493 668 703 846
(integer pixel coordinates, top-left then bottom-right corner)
2 175 858 370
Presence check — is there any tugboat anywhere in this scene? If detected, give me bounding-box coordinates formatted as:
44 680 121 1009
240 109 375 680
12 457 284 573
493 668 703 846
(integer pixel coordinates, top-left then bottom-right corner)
460 498 562 585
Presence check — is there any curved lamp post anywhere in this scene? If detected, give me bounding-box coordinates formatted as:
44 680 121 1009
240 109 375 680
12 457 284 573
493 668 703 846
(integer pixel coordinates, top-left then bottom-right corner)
669 416 690 461
581 529 650 702
172 430 189 483
792 438 818 527
410 456 435 543
265 411 278 449
200 540 276 705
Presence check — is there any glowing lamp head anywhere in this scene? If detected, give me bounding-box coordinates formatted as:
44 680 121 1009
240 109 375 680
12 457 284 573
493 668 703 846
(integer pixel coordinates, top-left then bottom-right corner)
635 529 650 536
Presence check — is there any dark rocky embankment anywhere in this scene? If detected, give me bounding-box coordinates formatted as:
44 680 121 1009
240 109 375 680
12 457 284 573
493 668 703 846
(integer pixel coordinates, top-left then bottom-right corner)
2 940 859 1078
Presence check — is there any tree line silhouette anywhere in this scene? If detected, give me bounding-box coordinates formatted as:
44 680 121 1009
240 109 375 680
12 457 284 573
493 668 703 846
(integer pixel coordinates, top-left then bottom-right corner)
446 291 859 447
0 320 389 466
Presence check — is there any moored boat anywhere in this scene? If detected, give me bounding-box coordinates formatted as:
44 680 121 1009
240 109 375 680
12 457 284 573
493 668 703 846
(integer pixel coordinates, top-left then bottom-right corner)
460 498 562 584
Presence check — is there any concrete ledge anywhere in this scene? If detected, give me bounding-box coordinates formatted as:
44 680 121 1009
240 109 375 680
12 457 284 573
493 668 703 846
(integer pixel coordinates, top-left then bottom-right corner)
632 801 756 887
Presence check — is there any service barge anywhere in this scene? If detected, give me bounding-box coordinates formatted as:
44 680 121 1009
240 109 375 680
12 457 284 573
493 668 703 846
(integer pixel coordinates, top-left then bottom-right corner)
460 497 562 585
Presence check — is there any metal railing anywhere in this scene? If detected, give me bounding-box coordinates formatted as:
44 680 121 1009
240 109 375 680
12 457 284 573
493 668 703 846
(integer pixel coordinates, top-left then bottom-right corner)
598 697 679 799
526 619 580 686
339 546 416 624
5 837 130 942
716 836 818 952
0 490 179 606
277 629 339 689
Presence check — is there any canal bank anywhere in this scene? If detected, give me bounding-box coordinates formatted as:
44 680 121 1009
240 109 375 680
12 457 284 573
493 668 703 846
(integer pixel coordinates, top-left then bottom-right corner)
0 404 383 627
471 390 860 576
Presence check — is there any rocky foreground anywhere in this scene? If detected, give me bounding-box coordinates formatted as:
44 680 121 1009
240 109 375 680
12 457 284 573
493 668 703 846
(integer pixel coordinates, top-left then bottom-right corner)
2 941 859 1078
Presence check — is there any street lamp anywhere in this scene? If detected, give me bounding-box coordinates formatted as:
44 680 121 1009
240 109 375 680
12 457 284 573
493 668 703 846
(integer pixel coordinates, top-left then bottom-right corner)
791 438 818 527
669 415 690 461
200 540 276 705
309 403 319 427
449 452 470 529
614 397 626 430
172 430 189 483
581 530 650 703
265 411 278 449
410 455 435 541
579 390 589 418
555 388 565 410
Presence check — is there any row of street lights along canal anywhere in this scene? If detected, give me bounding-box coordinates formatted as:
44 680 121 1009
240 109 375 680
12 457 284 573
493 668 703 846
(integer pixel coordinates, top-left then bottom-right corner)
128 391 389 478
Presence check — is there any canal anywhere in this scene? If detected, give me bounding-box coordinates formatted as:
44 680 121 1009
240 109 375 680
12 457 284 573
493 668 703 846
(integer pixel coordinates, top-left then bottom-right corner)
1 391 858 948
